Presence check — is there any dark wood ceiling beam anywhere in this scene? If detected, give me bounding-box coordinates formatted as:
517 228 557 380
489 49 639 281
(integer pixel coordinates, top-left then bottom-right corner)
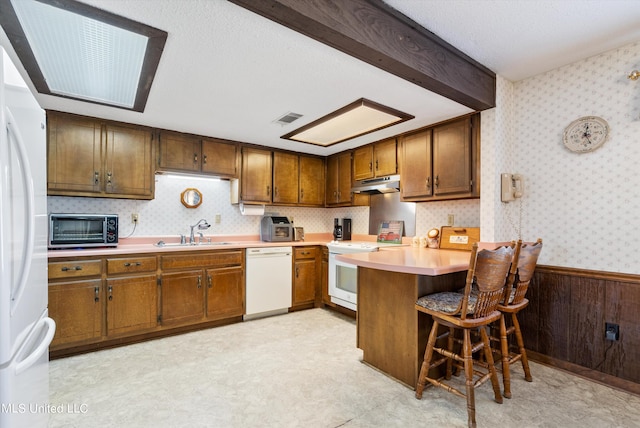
228 0 496 111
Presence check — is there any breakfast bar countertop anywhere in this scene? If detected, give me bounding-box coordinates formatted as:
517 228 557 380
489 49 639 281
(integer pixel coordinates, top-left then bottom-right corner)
336 246 472 276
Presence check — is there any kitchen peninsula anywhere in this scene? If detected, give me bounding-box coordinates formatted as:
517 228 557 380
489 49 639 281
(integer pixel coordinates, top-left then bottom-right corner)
337 247 472 388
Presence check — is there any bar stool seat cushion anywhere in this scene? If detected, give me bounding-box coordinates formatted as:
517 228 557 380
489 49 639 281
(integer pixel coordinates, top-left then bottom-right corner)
416 292 476 315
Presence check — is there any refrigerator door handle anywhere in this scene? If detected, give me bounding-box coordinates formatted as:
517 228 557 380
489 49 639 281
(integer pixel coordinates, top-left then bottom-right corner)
14 317 55 376
5 107 35 316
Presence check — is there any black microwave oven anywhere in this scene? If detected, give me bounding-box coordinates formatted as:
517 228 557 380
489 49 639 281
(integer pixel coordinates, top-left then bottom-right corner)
48 213 119 249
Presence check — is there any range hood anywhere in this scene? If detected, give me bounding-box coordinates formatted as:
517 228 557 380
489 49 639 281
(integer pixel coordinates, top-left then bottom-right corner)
351 174 400 194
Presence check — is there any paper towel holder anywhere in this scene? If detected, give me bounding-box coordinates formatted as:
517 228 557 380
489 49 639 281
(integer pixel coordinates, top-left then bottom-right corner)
239 202 265 216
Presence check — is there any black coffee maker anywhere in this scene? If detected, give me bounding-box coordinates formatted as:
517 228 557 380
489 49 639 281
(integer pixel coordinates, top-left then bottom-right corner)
342 218 352 240
333 218 343 241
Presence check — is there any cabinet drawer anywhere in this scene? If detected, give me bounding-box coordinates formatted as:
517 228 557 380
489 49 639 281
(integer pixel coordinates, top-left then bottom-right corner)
106 256 157 275
295 247 318 260
162 250 243 270
48 260 102 279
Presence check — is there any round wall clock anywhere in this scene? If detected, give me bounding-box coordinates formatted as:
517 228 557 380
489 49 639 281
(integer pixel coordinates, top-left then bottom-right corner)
563 116 609 153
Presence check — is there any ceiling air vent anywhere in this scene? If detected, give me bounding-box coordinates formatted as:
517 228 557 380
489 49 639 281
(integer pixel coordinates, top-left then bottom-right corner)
273 112 303 126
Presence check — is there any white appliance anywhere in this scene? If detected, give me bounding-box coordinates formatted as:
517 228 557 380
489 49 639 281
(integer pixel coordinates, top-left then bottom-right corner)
244 246 293 320
0 47 56 428
327 241 380 311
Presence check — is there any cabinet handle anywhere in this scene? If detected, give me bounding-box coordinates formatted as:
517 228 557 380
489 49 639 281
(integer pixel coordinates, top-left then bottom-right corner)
61 266 82 272
369 161 372 171
295 266 299 278
123 262 142 267
426 176 431 190
194 153 198 164
203 155 207 165
274 187 278 196
434 175 439 189
207 275 212 289
266 185 270 196
94 171 99 185
197 276 202 289
300 189 304 199
375 159 378 170
107 171 112 186
94 286 100 303
108 285 113 301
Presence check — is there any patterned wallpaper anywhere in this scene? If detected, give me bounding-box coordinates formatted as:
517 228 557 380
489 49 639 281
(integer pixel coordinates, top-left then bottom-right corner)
48 40 640 273
495 40 640 273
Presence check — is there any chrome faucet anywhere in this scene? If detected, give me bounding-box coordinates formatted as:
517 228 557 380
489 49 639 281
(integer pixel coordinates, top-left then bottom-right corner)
189 219 211 244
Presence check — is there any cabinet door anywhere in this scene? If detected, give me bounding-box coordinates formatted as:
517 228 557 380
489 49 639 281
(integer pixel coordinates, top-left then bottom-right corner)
400 131 432 199
201 138 238 177
433 118 471 196
158 132 201 172
206 266 244 320
160 270 205 325
272 151 299 204
49 279 102 347
353 145 374 181
293 259 317 305
337 152 353 204
241 147 272 203
47 113 102 194
326 154 339 205
321 248 330 305
105 124 154 198
299 155 325 206
106 274 158 336
374 139 397 177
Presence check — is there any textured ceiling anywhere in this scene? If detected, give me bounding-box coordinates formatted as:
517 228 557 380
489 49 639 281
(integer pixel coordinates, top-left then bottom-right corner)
1 0 639 156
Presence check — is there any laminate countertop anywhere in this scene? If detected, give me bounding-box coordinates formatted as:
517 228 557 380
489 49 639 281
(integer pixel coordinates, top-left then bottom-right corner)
336 246 473 276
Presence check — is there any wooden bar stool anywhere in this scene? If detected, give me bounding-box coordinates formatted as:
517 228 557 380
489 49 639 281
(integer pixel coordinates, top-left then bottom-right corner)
496 238 543 399
414 243 517 428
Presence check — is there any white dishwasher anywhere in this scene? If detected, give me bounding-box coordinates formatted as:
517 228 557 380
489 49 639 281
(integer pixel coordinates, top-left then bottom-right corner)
244 246 292 320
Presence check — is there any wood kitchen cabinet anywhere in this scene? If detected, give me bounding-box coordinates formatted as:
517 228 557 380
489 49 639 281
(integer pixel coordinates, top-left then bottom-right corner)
48 255 159 351
272 151 299 204
321 246 331 306
353 138 397 181
292 246 319 309
105 256 159 337
48 258 103 348
47 111 155 199
157 131 238 178
272 153 325 206
299 155 325 206
400 114 479 202
326 152 369 207
160 250 244 326
240 147 272 203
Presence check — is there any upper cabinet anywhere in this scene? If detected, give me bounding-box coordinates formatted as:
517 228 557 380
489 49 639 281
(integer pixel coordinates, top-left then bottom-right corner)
298 155 325 206
240 147 273 204
272 151 299 205
157 131 238 178
326 152 352 206
353 138 397 181
400 115 479 202
47 111 155 200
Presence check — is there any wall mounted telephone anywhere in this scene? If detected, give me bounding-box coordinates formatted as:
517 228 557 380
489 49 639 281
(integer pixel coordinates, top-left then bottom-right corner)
501 173 524 202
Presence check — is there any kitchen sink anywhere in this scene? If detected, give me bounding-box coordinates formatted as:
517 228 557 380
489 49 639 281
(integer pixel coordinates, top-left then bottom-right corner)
154 241 233 247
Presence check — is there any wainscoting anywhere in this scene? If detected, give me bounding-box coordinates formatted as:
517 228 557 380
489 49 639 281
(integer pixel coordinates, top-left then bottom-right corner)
522 266 640 395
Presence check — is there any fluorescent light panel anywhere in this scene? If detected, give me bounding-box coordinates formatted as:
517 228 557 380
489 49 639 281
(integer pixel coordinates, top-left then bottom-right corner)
282 98 413 146
2 0 167 111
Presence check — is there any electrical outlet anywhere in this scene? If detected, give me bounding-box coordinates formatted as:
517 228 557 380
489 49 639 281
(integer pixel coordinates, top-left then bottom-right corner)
447 214 454 226
215 214 221 224
605 322 620 341
131 213 139 224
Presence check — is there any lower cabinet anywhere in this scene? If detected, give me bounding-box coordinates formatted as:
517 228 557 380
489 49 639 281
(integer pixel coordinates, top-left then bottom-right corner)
321 247 331 305
292 246 320 309
49 249 244 356
159 250 244 326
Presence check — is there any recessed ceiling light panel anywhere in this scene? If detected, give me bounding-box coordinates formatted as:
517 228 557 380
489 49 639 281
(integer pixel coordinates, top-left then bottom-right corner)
0 0 167 111
282 98 413 147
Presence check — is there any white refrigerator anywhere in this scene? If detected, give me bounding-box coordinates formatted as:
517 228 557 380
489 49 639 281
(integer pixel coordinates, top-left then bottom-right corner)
0 47 56 428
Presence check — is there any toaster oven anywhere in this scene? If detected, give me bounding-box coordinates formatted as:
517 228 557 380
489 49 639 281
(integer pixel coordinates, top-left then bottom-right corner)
49 213 118 249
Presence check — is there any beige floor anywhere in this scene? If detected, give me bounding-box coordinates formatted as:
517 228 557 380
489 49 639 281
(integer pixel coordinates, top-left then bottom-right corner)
49 308 640 428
